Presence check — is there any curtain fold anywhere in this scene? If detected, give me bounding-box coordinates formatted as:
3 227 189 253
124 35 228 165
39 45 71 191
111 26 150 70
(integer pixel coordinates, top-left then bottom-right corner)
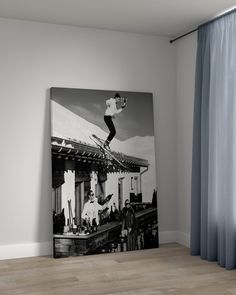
191 11 236 270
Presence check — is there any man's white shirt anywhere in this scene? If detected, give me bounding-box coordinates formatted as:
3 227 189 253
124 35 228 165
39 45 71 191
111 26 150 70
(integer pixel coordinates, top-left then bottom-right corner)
105 98 122 117
82 199 103 224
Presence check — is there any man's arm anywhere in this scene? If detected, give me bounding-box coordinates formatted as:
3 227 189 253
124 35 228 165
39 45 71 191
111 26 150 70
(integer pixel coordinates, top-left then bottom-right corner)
121 211 127 236
106 99 111 107
115 98 126 114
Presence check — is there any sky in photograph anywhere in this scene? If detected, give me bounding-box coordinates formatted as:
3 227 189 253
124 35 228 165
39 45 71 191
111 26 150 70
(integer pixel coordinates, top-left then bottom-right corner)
51 88 154 141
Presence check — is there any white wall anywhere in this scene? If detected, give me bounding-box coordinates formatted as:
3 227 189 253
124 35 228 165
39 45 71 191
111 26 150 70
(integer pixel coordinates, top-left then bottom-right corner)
106 172 140 208
175 33 197 247
0 18 177 259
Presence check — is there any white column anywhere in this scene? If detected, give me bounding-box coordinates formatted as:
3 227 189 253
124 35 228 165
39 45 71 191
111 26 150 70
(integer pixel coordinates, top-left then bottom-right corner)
90 171 98 195
61 160 75 224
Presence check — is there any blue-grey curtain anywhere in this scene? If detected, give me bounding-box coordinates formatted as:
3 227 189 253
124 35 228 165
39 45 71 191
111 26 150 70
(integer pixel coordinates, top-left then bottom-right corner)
191 10 236 270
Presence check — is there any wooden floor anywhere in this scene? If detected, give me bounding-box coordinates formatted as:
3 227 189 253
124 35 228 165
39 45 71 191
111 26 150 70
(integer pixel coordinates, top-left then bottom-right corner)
0 243 236 295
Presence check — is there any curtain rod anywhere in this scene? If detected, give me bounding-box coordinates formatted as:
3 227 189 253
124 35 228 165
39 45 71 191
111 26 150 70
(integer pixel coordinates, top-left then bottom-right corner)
169 7 236 44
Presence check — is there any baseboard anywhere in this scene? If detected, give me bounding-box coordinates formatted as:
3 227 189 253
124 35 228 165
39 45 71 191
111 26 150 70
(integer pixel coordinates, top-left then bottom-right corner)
0 231 190 260
176 231 190 248
159 231 177 244
0 241 53 260
159 230 190 248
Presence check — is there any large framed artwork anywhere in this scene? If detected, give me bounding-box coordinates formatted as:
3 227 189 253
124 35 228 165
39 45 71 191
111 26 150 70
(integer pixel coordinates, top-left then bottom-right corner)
51 87 158 258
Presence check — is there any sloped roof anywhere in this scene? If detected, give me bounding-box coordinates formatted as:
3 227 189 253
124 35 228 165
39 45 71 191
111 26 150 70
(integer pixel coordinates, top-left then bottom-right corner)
51 136 149 172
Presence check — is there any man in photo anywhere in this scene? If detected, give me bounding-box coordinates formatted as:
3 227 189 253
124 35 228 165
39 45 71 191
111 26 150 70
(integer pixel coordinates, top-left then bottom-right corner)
103 93 127 150
82 190 110 226
121 199 138 251
82 190 103 226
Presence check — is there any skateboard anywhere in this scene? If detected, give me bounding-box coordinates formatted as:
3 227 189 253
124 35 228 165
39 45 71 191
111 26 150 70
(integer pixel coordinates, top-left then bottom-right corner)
90 134 128 170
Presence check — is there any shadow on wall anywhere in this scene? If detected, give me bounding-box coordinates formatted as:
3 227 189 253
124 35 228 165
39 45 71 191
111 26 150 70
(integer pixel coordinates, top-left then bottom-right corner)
36 88 53 256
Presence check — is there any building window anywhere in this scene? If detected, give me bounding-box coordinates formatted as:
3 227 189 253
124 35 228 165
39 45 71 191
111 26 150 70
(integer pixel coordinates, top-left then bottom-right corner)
52 186 62 214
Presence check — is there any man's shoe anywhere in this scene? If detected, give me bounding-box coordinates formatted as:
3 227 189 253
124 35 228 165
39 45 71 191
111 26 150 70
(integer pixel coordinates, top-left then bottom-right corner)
103 140 110 150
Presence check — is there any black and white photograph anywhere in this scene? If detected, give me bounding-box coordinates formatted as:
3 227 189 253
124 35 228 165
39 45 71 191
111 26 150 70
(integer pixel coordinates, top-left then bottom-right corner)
51 87 158 258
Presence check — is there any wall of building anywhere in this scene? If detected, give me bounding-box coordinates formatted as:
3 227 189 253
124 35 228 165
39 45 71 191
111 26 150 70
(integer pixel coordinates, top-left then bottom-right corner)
0 17 177 259
175 33 197 247
106 172 141 208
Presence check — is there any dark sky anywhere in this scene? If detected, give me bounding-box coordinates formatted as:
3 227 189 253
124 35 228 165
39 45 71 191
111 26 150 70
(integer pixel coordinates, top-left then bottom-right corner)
51 87 154 141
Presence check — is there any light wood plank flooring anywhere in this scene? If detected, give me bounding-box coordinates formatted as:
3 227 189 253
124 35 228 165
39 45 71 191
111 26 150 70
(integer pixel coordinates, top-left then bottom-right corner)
0 243 236 295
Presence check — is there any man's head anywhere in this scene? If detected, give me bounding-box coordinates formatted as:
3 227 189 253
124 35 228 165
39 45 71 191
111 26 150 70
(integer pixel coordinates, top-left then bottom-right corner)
114 93 121 103
125 199 131 208
88 190 95 202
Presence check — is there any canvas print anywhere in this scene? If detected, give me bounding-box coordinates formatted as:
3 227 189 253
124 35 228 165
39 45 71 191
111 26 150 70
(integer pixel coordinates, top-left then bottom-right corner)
51 87 158 258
